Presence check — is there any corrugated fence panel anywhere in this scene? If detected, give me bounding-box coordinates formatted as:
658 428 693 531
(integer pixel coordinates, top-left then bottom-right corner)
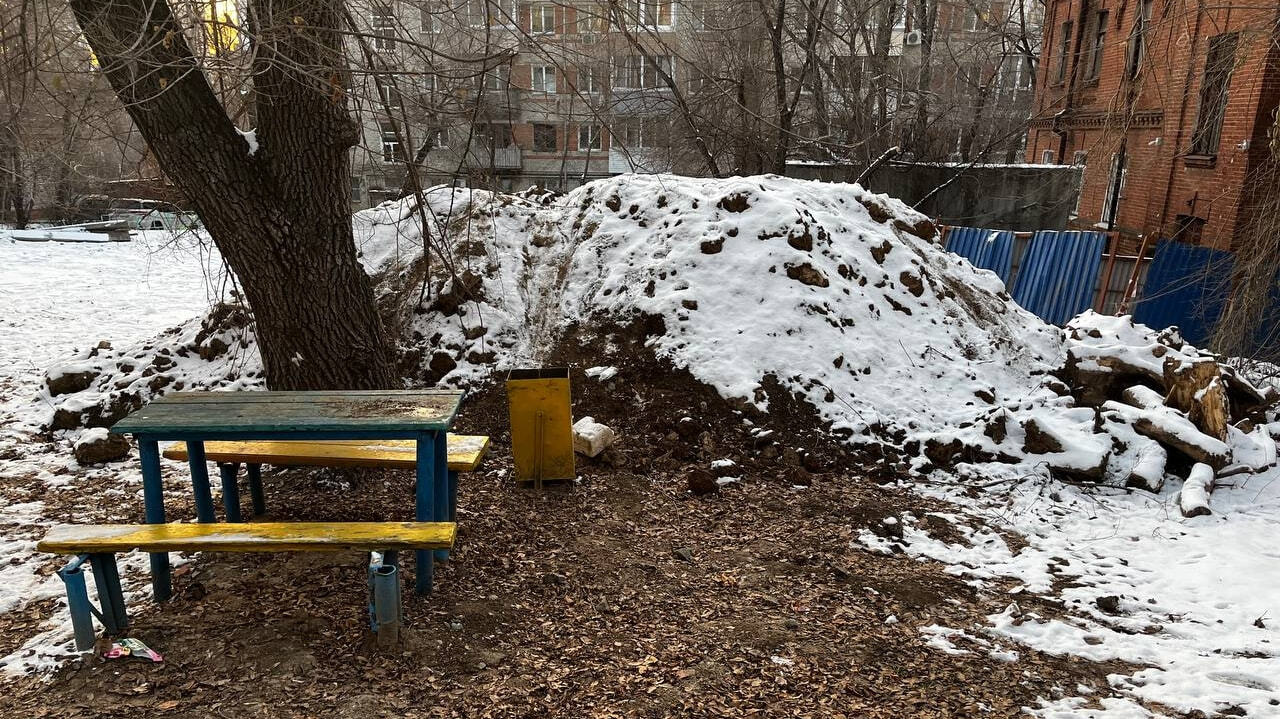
1010 230 1107 325
1132 240 1234 346
944 226 1015 286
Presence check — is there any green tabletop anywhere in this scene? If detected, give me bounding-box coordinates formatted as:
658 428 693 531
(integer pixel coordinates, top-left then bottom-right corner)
112 390 465 436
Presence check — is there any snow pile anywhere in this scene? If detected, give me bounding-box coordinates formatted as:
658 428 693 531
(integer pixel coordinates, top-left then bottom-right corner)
351 174 1061 438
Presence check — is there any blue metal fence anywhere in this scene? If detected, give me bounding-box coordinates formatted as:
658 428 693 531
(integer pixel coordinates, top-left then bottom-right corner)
1009 230 1107 325
1132 240 1234 346
944 226 1016 286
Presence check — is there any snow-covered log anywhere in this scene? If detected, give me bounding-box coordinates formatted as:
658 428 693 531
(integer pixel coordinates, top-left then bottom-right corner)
1106 396 1231 470
1179 463 1215 517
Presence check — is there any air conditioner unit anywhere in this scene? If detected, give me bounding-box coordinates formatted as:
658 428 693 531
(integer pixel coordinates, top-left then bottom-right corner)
904 30 922 46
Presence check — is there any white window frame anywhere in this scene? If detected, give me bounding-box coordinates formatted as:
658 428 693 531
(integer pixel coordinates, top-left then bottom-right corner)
420 4 442 32
372 4 397 51
483 65 511 91
638 0 673 29
377 76 402 109
578 67 602 94
578 124 602 151
1040 148 1054 164
531 3 555 33
380 122 403 163
531 65 557 93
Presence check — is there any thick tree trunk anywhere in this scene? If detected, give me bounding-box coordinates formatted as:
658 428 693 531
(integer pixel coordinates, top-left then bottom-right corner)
69 0 397 390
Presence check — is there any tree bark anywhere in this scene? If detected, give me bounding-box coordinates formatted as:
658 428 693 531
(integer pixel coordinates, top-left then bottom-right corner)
69 0 397 390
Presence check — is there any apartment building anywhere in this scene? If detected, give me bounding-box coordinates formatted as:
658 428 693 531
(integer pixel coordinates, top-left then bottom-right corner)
349 0 712 206
1026 0 1280 251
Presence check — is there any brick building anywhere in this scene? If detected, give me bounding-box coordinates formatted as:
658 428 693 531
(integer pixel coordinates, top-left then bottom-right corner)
1026 0 1280 251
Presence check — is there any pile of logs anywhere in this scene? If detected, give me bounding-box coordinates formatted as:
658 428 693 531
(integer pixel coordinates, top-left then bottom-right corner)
1059 322 1277 517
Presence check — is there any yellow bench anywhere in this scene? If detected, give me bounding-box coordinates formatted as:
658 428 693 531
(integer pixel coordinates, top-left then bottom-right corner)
39 521 455 650
161 434 490 523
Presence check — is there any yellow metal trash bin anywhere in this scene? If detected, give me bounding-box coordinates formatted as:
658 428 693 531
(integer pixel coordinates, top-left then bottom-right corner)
506 368 575 487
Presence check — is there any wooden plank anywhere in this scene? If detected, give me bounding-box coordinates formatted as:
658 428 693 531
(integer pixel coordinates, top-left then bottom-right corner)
162 435 491 472
38 521 456 554
113 390 465 435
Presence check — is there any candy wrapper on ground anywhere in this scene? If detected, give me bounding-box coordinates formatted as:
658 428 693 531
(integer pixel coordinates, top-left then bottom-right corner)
103 638 162 662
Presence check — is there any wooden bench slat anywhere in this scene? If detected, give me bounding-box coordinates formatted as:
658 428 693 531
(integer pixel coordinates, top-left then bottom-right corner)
161 434 490 472
37 522 456 554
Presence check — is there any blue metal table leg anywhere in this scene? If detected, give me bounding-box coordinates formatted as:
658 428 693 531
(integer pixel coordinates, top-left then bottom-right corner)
138 438 171 601
434 431 450 562
448 469 459 522
218 462 243 522
186 441 216 523
57 555 95 651
415 433 436 594
88 553 128 634
247 463 266 516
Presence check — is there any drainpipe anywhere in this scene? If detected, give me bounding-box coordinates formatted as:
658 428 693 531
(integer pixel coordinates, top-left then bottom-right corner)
1105 138 1127 231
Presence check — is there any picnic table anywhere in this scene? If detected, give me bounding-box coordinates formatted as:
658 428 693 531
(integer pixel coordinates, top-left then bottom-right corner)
112 390 465 599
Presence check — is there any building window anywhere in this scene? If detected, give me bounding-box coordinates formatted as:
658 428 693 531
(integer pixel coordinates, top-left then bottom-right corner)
420 3 442 32
1189 32 1239 157
577 3 607 32
531 65 557 93
645 55 673 87
578 124 602 151
1100 153 1127 224
1041 148 1054 164
351 176 364 204
639 0 672 28
964 2 984 32
532 123 557 151
372 4 396 51
1126 0 1153 79
1055 20 1072 83
1083 10 1108 81
380 122 404 162
577 67 603 93
477 124 515 147
483 65 511 91
376 76 402 110
531 3 555 33
614 55 642 88
687 1 713 30
999 55 1033 93
686 66 708 93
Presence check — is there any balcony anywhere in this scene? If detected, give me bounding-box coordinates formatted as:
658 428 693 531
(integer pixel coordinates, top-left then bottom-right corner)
463 144 522 170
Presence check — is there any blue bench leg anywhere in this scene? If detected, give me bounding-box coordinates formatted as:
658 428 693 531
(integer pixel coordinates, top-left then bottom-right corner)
247 463 266 516
57 556 95 652
139 439 171 601
369 552 401 649
186 441 216 523
88 553 128 634
448 470 459 522
415 433 436 594
434 432 450 562
218 463 243 522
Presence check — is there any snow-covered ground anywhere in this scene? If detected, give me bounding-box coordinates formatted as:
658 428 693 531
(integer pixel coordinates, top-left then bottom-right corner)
862 468 1280 717
0 231 225 673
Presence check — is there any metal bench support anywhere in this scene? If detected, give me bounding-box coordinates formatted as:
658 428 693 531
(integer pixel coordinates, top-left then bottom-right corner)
217 462 243 523
187 441 216 523
415 434 436 594
247 463 266 516
58 553 128 652
368 551 402 649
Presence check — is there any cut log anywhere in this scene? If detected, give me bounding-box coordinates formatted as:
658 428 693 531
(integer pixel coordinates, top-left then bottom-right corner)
1179 463 1214 517
1163 358 1229 442
1106 397 1231 470
1126 440 1167 492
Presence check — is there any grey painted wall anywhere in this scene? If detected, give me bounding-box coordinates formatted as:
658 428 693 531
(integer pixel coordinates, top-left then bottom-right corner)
786 161 1082 232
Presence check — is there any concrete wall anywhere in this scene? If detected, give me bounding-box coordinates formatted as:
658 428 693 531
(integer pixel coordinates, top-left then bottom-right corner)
786 161 1082 231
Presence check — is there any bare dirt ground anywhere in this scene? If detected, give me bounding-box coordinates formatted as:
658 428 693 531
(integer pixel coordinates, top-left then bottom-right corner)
0 362 1156 719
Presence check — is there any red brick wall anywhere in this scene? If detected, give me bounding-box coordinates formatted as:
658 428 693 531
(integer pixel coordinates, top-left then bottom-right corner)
1027 0 1280 251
